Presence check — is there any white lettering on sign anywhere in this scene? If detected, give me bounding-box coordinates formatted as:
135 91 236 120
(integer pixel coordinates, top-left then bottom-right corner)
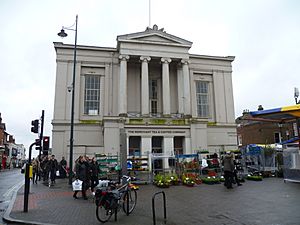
127 130 186 134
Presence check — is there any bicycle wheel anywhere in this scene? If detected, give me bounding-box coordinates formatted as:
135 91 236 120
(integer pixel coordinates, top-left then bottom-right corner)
96 196 113 223
122 189 137 215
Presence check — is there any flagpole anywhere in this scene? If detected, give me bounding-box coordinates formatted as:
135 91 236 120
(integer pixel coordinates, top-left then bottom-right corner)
149 0 151 27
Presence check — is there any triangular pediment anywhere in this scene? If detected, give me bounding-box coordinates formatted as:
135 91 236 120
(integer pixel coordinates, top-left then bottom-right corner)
117 25 192 47
133 34 176 44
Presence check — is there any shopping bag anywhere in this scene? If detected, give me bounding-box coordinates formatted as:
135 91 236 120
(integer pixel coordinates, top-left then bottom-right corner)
21 164 26 174
97 180 109 188
72 179 83 191
56 170 60 177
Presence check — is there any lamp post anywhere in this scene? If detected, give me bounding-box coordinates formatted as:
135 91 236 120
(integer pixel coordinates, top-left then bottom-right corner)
58 15 78 185
294 87 299 104
294 87 300 150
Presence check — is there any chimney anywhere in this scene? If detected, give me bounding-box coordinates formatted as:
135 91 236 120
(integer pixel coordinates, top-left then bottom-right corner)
258 105 264 111
9 135 15 143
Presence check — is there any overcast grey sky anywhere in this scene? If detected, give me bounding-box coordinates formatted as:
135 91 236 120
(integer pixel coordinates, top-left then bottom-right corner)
1 0 299 153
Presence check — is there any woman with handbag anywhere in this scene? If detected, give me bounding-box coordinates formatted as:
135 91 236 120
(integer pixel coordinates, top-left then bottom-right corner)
73 156 88 200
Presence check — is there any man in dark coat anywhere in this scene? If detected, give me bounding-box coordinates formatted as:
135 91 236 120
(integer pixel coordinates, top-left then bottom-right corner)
222 151 235 189
48 155 58 184
89 157 99 194
59 156 67 178
41 156 49 182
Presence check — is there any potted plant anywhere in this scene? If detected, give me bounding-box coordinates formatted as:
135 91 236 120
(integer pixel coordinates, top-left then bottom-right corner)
182 174 195 187
154 174 170 188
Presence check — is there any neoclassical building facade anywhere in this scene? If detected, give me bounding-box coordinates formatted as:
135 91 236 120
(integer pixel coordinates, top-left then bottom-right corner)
52 25 237 168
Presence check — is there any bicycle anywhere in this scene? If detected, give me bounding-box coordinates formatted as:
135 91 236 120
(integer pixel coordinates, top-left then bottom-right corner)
95 175 138 223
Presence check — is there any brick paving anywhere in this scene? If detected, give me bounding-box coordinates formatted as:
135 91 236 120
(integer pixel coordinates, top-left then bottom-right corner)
4 177 300 225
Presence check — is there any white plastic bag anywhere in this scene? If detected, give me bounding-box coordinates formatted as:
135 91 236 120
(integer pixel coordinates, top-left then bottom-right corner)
72 179 83 191
56 170 60 177
202 159 208 168
97 180 109 188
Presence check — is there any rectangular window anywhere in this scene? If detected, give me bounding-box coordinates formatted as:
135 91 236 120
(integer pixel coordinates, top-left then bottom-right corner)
274 132 281 143
150 79 158 113
84 75 100 115
196 81 209 117
129 136 141 157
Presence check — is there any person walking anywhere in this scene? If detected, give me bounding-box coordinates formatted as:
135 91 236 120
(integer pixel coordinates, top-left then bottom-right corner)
48 155 58 184
59 156 67 178
41 156 49 182
233 159 242 186
89 157 99 195
32 158 40 184
222 151 235 189
73 156 88 200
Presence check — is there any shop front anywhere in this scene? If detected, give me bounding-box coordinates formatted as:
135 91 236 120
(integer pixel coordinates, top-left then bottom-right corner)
126 128 190 172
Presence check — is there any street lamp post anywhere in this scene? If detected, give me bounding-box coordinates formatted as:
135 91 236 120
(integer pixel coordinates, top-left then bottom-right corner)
294 87 299 104
58 15 78 185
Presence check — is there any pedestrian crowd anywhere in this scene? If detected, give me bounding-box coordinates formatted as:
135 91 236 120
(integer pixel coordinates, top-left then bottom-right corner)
27 154 100 200
29 155 68 185
73 155 99 200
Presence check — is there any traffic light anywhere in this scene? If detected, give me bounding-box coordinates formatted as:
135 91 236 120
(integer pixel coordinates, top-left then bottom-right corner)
43 136 50 151
31 120 39 133
35 139 41 151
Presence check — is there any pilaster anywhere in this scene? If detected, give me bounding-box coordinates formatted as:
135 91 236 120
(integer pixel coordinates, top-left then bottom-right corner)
181 59 191 116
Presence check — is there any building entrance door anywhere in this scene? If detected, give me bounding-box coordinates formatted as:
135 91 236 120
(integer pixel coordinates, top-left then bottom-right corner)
174 136 184 155
152 136 163 171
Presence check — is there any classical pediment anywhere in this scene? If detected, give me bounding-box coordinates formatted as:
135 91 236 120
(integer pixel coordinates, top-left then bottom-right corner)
117 24 193 48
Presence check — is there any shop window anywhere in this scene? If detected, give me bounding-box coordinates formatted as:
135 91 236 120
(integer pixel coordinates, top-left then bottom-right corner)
152 136 163 170
129 136 141 156
12 148 18 157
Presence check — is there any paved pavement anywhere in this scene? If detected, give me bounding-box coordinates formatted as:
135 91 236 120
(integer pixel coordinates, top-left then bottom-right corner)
3 177 300 225
0 168 24 225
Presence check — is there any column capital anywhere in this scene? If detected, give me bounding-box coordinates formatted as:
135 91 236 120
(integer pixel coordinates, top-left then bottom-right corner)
119 55 130 61
140 56 151 62
161 57 172 64
181 59 190 65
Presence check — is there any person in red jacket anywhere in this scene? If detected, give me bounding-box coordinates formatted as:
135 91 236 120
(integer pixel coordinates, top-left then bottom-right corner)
2 154 7 170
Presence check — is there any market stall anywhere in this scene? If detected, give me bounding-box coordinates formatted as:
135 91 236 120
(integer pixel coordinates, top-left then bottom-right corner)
249 104 300 182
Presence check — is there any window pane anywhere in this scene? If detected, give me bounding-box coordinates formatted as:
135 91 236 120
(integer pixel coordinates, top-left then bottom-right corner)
196 81 209 117
84 75 100 115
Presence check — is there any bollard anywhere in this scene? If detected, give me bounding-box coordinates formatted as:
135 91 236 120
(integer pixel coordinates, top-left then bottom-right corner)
152 191 167 225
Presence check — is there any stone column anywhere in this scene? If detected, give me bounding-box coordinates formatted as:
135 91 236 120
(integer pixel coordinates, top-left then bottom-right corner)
163 137 174 169
161 58 172 116
183 137 192 154
118 55 130 116
181 59 191 116
140 56 151 116
141 137 152 170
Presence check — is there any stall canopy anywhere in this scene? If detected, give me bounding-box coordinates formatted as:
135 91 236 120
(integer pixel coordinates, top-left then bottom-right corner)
249 104 300 122
248 104 300 146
